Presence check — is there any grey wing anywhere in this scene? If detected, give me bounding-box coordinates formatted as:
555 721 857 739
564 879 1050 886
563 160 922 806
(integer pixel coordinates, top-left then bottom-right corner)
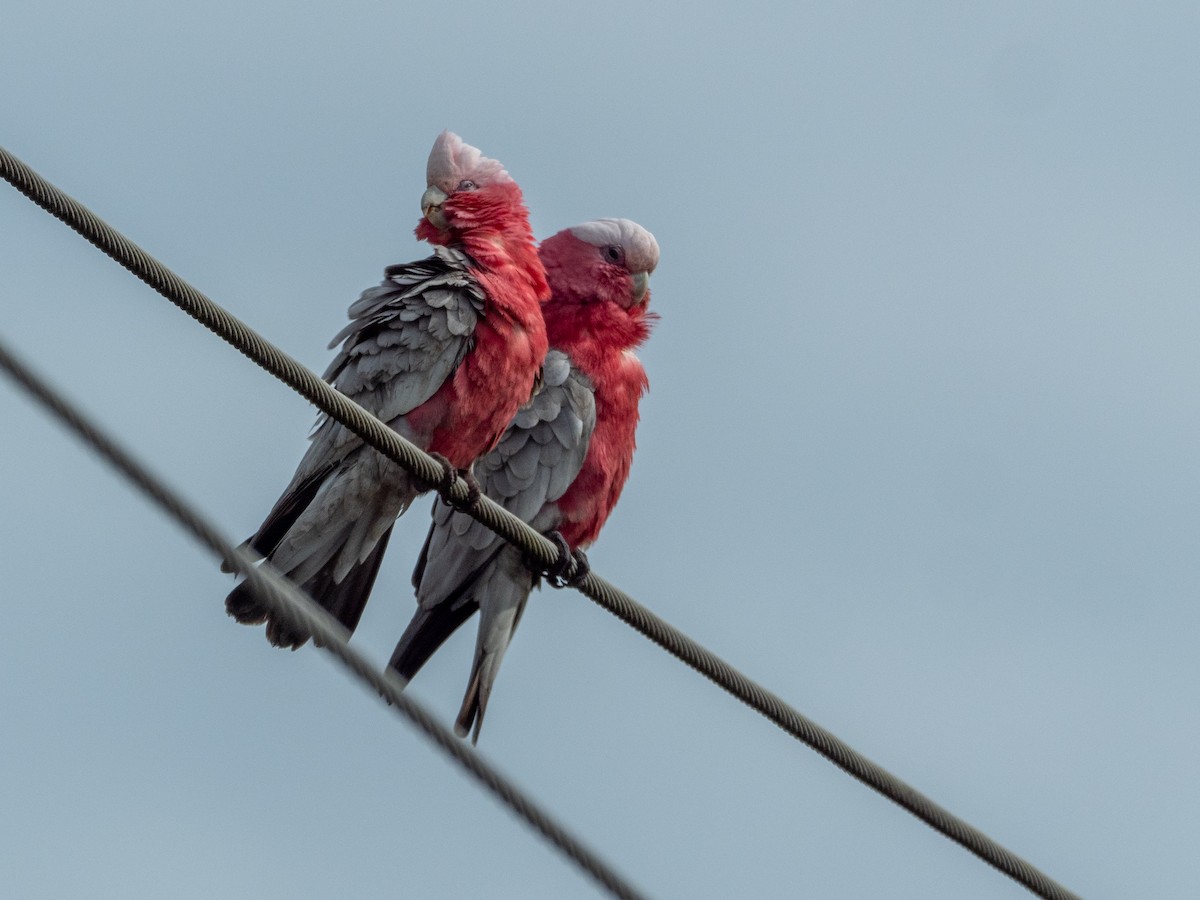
291 246 485 483
414 350 597 608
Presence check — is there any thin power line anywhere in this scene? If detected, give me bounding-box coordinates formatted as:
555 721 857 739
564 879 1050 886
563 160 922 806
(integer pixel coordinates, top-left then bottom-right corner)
0 335 649 900
0 144 1081 900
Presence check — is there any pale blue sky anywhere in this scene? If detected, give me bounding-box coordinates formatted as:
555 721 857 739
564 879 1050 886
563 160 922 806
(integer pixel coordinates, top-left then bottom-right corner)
2 2 1197 897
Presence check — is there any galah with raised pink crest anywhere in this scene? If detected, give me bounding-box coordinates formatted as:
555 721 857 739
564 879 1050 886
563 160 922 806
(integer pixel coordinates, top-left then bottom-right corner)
226 131 549 648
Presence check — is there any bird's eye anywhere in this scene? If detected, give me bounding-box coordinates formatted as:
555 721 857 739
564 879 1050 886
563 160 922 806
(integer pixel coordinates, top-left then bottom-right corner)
456 179 478 191
604 245 623 263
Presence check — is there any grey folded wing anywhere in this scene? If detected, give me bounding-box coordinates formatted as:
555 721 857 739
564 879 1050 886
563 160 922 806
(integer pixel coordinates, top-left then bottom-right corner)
290 246 486 485
414 349 597 607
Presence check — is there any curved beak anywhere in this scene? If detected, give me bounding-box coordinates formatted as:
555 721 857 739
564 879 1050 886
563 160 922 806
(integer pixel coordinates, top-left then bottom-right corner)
630 270 650 305
421 185 449 230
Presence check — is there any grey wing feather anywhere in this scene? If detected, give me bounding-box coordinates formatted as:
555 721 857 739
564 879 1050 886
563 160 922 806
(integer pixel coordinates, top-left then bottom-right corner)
414 350 596 608
291 247 484 485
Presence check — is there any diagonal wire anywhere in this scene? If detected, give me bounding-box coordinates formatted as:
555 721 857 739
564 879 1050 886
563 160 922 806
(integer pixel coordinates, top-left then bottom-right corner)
0 335 649 900
0 144 1080 900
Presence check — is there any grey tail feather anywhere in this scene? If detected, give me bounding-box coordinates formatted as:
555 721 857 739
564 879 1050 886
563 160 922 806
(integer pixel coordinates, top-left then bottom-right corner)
410 520 436 590
455 666 485 744
225 579 268 625
454 594 529 745
392 542 506 680
387 599 478 682
226 523 396 650
222 466 334 629
312 524 395 633
221 466 334 575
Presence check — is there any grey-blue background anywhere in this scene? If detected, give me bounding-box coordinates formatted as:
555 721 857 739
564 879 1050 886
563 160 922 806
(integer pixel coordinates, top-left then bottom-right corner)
2 3 1196 897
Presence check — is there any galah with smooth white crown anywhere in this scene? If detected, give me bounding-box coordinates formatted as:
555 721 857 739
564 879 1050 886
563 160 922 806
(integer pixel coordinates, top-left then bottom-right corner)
389 218 660 741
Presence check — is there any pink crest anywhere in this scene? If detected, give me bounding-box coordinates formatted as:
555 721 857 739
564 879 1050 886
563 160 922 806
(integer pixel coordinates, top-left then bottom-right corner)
426 131 511 191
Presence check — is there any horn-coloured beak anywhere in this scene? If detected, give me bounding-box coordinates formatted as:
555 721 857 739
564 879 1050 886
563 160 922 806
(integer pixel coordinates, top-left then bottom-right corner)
630 270 650 304
421 185 449 230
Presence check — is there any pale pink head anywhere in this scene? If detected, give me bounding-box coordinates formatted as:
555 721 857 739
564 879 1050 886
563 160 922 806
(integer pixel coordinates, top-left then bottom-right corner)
416 131 527 246
541 218 660 310
425 130 511 193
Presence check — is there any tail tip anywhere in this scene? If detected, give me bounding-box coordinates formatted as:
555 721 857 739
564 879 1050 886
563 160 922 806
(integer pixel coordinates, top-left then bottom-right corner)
225 585 267 624
265 617 311 650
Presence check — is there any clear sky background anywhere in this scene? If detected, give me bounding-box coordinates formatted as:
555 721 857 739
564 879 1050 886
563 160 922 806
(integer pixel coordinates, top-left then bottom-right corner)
2 3 1197 898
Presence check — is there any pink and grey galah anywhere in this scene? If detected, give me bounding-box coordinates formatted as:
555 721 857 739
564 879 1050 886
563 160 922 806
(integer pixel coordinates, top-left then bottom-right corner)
226 131 549 648
388 218 660 741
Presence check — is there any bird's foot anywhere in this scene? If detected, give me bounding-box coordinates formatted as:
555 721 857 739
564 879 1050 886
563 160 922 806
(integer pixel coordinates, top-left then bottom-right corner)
529 530 590 589
425 453 481 511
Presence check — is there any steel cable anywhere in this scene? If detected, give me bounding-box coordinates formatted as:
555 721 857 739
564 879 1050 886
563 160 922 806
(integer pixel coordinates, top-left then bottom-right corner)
1 144 1081 900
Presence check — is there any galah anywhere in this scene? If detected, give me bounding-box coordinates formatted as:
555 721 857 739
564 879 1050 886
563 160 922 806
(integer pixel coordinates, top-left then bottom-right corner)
388 218 660 741
226 131 549 648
